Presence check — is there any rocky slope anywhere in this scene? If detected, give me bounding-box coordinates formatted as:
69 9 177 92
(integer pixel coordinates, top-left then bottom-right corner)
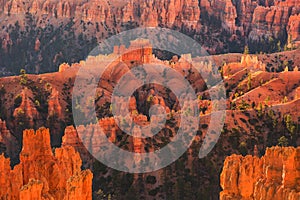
0 41 299 198
0 127 93 200
220 146 300 200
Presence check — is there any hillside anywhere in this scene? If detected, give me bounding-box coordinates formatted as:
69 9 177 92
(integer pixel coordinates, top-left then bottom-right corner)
0 41 299 198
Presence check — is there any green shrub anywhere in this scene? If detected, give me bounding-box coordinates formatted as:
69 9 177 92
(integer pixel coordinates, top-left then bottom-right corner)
278 136 288 147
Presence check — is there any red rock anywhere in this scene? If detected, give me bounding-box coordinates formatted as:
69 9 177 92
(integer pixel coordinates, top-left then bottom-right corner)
287 14 300 48
121 39 153 64
13 88 39 127
62 125 95 169
64 170 93 200
48 88 62 118
20 179 43 200
2 0 300 46
220 146 300 200
0 127 93 200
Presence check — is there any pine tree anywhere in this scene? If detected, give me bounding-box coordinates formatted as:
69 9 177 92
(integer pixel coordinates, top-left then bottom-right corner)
244 45 249 55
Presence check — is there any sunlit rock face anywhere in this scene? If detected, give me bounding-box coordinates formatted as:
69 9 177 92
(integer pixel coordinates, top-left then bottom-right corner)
0 127 93 200
287 14 300 47
220 146 300 200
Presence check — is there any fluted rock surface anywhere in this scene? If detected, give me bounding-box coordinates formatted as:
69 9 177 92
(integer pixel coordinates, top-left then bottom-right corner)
0 127 93 200
62 126 92 168
3 0 201 27
220 146 300 200
1 0 300 68
287 14 300 47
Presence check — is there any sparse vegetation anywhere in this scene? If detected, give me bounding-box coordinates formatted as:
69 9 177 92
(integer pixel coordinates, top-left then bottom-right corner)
278 136 289 147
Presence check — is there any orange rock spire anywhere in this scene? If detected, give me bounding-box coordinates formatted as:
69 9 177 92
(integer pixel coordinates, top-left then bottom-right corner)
220 146 300 200
0 127 93 200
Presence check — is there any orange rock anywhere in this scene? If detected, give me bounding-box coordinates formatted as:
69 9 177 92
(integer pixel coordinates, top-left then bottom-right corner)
65 170 93 200
220 146 300 200
287 14 300 48
20 179 43 200
58 63 71 73
250 3 298 41
13 88 39 127
0 127 93 200
48 88 62 118
121 39 153 64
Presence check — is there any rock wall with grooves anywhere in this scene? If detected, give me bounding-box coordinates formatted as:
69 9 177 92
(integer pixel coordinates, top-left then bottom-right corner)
287 14 300 47
0 127 93 200
2 0 201 28
1 0 300 54
220 146 300 200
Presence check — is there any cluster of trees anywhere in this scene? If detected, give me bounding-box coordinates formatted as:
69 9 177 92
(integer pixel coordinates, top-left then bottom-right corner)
246 34 296 55
0 13 98 75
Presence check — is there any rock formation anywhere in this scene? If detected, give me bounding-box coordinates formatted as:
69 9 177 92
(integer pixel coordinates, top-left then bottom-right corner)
201 0 238 33
58 63 71 73
1 0 300 71
2 0 201 27
0 127 93 200
252 1 300 42
119 39 153 65
220 146 300 200
62 126 92 168
287 14 300 48
0 119 18 159
203 0 300 44
47 87 62 118
20 179 44 200
13 88 39 127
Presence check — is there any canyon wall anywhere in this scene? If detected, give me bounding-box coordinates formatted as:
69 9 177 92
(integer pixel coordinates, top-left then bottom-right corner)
220 146 300 200
0 127 93 200
2 0 201 28
1 0 300 75
1 0 299 44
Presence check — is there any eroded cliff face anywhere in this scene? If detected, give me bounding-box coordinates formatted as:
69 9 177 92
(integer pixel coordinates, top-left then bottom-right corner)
2 0 201 28
1 0 299 44
1 0 300 76
220 146 300 200
201 0 300 42
0 127 93 200
287 14 300 47
255 1 300 45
